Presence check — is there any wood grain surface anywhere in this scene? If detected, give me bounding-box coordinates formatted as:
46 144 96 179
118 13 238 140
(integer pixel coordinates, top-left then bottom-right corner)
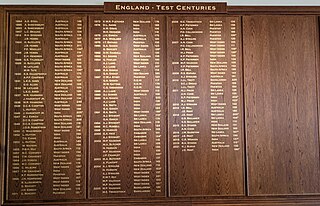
243 15 320 195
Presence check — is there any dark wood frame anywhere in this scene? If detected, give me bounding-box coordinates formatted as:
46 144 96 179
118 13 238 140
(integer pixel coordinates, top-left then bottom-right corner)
0 5 7 206
1 4 320 206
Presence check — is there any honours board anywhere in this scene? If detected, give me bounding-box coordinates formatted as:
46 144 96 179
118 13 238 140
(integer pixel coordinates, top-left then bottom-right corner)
3 3 320 206
6 13 244 201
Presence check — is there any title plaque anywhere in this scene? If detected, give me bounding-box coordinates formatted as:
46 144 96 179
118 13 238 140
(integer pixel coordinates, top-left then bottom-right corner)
104 2 227 14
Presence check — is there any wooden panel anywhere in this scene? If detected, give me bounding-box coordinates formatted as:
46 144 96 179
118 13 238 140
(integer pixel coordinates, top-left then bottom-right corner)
88 15 166 198
7 14 87 201
243 15 320 195
167 16 244 196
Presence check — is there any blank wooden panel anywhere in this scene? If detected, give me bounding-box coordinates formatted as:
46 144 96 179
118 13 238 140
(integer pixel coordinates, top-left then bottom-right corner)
243 15 320 195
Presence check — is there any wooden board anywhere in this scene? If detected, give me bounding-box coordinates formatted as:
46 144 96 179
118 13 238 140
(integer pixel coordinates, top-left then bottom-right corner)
243 15 320 195
167 16 244 196
7 14 87 200
3 5 320 205
88 15 166 198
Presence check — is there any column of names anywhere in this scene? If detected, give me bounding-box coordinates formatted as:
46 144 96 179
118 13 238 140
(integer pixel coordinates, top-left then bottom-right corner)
8 15 87 200
89 16 165 198
168 16 243 196
171 20 201 152
10 18 46 198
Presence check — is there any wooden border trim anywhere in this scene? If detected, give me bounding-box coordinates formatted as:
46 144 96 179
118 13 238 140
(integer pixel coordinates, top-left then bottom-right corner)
228 6 320 14
0 5 5 206
3 196 320 205
1 5 320 14
2 5 320 15
2 5 103 13
317 17 320 201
